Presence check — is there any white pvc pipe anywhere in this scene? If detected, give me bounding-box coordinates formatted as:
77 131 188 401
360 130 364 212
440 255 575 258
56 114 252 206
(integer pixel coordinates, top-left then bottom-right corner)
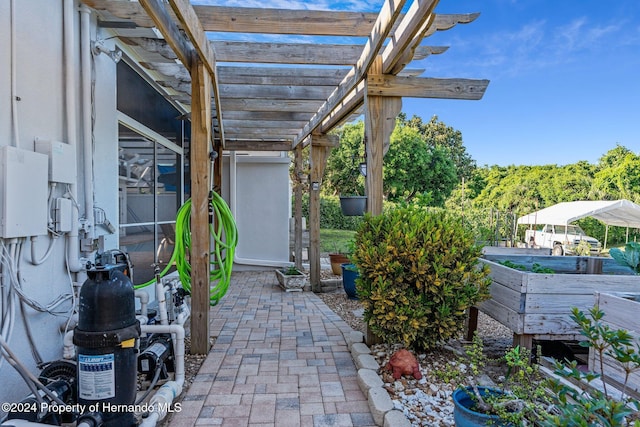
9 0 19 148
1 420 57 427
80 5 95 246
135 289 149 319
63 0 83 274
155 280 169 326
62 330 74 360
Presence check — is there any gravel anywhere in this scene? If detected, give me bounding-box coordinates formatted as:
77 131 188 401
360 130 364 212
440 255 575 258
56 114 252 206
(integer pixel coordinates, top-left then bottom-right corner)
316 281 515 427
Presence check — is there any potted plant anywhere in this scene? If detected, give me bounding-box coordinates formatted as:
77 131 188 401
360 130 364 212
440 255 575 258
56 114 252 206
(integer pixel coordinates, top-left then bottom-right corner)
449 335 551 426
449 306 640 426
340 263 359 299
274 265 308 292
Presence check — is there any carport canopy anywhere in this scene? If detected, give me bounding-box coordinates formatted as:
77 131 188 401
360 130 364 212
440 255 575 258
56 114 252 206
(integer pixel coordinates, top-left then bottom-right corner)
517 200 640 229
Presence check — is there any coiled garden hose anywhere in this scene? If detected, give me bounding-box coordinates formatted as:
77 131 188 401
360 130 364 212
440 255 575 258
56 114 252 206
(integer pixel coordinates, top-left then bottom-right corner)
135 191 238 306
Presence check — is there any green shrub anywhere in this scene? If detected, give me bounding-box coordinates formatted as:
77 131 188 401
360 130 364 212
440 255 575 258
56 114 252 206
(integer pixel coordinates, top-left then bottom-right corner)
352 206 491 350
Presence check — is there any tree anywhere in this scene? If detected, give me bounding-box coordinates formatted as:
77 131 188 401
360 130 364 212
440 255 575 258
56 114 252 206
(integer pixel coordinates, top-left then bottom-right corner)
384 124 457 205
398 113 476 181
592 148 640 203
324 122 365 196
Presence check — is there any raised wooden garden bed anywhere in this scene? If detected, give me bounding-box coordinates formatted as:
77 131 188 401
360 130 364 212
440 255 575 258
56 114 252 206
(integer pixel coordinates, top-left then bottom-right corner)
470 254 637 348
590 292 640 399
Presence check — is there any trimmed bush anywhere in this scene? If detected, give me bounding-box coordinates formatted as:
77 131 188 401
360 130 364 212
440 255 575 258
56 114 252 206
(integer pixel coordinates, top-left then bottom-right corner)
352 206 491 351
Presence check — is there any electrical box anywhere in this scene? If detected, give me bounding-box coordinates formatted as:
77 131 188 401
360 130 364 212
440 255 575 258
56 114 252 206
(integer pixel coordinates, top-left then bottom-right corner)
54 197 73 233
34 139 77 184
0 146 49 238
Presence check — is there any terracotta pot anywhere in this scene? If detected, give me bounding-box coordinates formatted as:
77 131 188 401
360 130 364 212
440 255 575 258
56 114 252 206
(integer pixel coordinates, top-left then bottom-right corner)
329 253 349 275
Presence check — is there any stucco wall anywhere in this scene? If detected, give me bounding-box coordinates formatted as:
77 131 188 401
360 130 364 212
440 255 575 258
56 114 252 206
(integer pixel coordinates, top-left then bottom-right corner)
0 1 292 412
0 0 120 408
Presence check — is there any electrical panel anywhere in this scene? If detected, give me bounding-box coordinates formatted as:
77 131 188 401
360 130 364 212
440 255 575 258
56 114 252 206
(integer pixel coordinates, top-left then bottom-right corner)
34 139 77 184
0 146 49 238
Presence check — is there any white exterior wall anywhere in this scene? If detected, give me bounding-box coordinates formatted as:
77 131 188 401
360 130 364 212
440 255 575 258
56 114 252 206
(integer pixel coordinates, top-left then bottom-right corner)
222 154 292 269
0 0 292 412
0 0 119 408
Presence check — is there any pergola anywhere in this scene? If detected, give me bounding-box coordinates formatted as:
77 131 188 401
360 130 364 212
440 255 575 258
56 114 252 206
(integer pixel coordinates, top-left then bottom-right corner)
80 0 489 353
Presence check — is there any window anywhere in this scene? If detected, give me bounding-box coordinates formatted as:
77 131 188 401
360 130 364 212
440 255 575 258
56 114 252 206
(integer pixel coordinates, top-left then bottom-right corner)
118 114 186 284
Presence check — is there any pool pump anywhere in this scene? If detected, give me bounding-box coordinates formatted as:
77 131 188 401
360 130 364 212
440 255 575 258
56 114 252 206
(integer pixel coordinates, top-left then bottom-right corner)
72 258 140 427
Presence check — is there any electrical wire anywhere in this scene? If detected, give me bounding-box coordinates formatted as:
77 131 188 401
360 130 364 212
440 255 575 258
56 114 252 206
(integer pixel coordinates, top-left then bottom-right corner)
135 363 164 405
134 192 238 306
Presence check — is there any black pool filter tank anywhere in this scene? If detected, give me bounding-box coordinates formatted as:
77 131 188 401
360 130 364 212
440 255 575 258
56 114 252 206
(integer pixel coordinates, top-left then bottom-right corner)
73 263 140 427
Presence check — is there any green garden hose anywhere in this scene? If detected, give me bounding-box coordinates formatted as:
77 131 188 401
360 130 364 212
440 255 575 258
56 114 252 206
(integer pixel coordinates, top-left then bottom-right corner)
134 191 238 306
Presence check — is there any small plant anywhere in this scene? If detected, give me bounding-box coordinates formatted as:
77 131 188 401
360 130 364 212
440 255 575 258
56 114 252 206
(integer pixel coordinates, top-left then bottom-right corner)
543 306 640 426
352 206 491 351
610 242 640 274
574 239 593 256
448 307 640 425
283 265 303 275
499 260 555 274
531 263 555 274
444 333 552 425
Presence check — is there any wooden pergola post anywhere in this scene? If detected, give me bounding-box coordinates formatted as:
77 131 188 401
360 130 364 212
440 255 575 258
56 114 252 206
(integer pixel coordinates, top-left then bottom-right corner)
190 57 212 355
309 134 338 292
364 56 402 215
293 145 304 270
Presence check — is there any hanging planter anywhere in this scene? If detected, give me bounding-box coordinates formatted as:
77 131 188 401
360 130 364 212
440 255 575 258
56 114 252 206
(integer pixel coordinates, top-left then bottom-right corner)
339 196 367 216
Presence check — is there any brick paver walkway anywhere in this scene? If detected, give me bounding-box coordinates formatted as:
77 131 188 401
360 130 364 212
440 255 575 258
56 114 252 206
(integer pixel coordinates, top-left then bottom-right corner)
166 271 375 427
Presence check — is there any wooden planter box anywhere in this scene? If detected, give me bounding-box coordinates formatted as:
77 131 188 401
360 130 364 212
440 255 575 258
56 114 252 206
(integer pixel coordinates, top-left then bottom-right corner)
275 268 308 292
590 292 640 399
475 254 636 348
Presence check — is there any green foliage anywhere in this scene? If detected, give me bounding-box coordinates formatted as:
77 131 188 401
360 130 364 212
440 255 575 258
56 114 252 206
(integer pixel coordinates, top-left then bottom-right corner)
296 193 364 231
320 229 356 254
438 334 551 424
610 242 640 273
324 119 459 207
282 266 303 275
398 113 477 182
383 124 458 205
498 260 555 273
324 122 366 196
352 206 491 350
542 306 640 426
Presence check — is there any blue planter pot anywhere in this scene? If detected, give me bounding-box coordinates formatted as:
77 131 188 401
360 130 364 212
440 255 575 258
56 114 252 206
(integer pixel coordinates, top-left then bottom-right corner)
452 386 513 427
341 263 359 300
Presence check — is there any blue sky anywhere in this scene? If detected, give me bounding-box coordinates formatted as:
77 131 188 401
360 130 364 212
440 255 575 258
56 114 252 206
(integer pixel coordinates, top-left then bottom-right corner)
406 0 640 167
197 0 640 167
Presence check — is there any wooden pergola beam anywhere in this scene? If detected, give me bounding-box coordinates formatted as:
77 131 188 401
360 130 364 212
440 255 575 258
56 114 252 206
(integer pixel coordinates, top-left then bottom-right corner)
138 0 193 69
367 76 490 100
86 1 479 38
222 140 292 151
188 58 212 355
166 0 225 147
309 134 339 292
293 0 411 147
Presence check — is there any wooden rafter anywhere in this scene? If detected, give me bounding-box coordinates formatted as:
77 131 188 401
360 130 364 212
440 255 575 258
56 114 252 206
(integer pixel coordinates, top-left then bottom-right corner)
293 0 411 147
138 0 225 146
367 76 490 99
87 1 478 38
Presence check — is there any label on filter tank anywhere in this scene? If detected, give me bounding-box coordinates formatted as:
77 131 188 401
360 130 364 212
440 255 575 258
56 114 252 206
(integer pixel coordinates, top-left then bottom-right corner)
78 354 116 400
